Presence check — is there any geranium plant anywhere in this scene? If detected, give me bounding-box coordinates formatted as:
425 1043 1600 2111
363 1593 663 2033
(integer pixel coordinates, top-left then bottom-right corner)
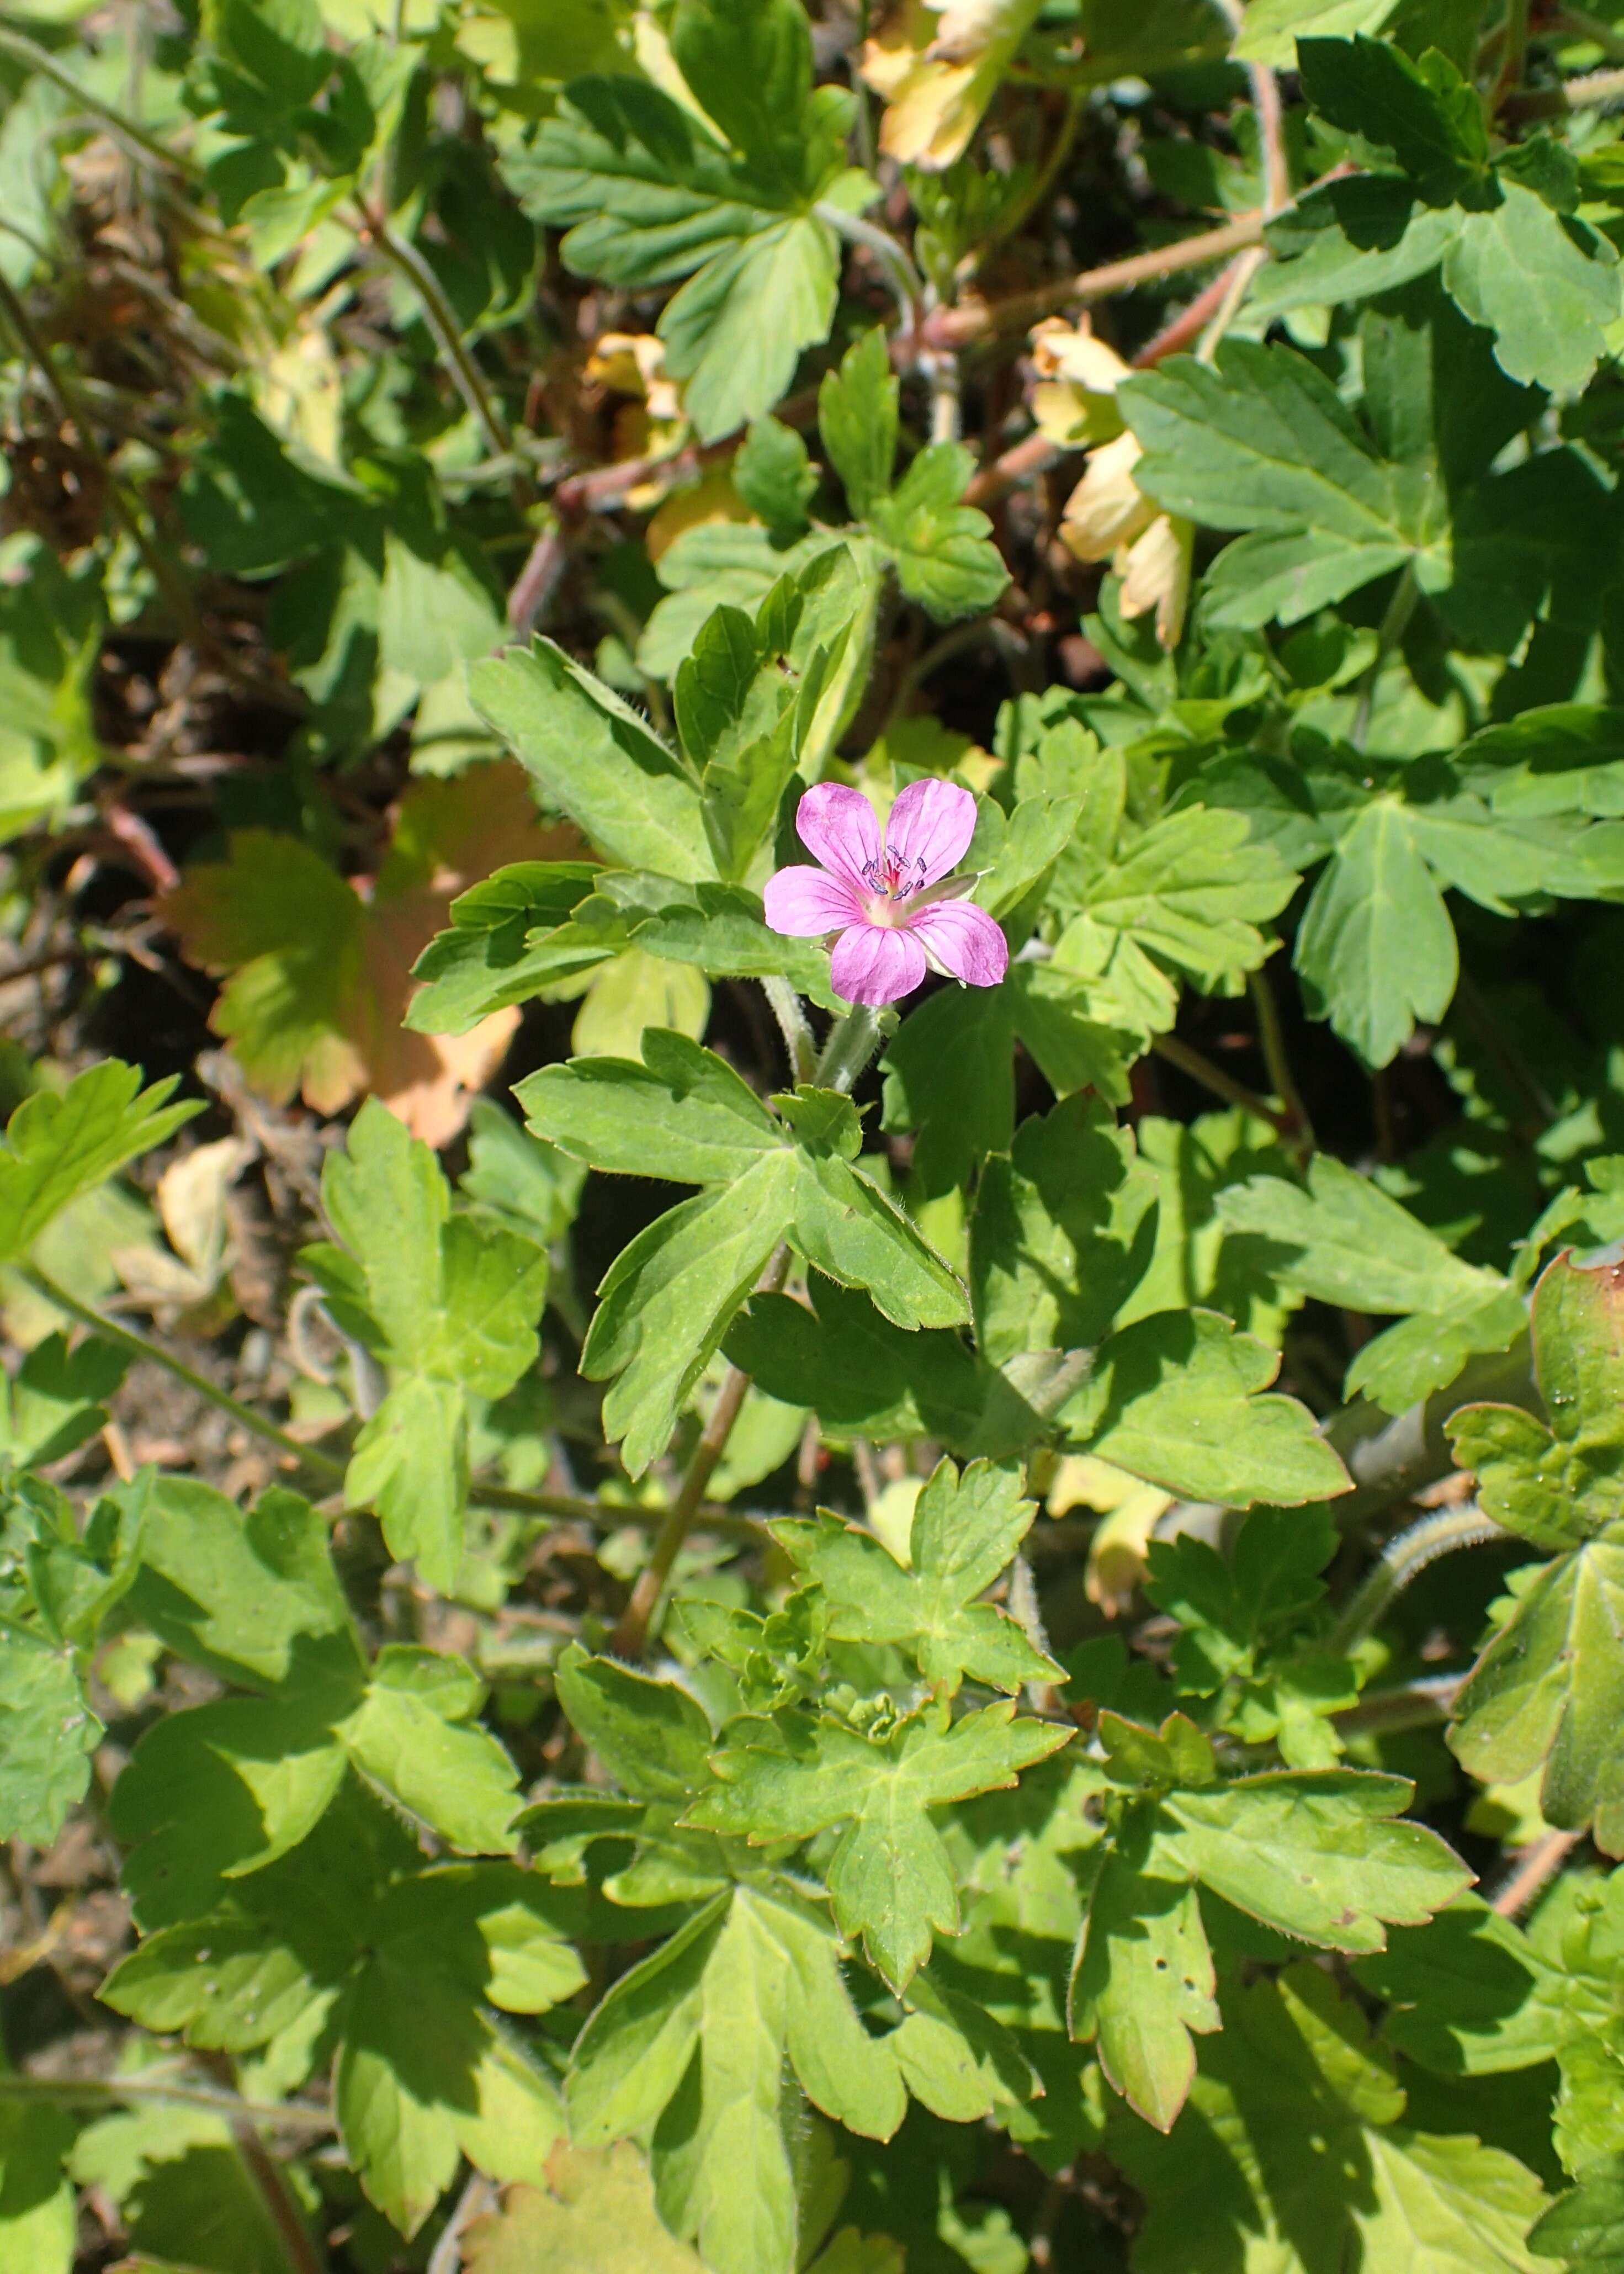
2 3 1624 2271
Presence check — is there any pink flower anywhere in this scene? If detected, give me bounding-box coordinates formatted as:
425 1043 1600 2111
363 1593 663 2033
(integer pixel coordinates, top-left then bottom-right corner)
763 779 1009 1007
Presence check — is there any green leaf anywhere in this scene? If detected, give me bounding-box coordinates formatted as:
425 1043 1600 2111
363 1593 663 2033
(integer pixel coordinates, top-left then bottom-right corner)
567 1884 904 2274
1121 342 1445 630
526 1037 964 1469
510 29 848 440
117 1477 361 1693
1448 1252 1624 1550
726 1273 989 1446
1218 1153 1525 1410
1062 1308 1352 1508
818 328 897 521
867 442 1010 623
970 1094 1158 1365
406 862 602 1035
0 1331 127 1469
519 1028 782 1184
1462 704 1624 821
1054 805 1294 1009
555 1646 715 1800
1444 182 1621 397
1351 1892 1579 2080
1154 1768 1472 1951
0 1625 100 1845
879 972 1135 1198
660 213 840 444
302 1099 547 1585
470 641 714 880
1297 36 1489 206
0 1061 200 1264
1218 1153 1488 1317
113 1639 523 1930
1294 797 1458 1068
686 1704 1070 1988
105 1786 578 2238
1069 1851 1217 2132
583 1167 797 1475
1250 177 1465 318
890 1967 1039 2122
732 416 818 536
1449 1536 1624 1857
1531 2156 1624 2271
1232 0 1400 68
0 2093 76 2274
773 1457 1058 1695
1112 1964 1554 2274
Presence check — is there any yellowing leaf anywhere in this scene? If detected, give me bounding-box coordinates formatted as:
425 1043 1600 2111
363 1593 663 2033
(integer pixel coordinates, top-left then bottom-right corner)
464 2143 703 2274
164 765 580 1144
862 0 1044 169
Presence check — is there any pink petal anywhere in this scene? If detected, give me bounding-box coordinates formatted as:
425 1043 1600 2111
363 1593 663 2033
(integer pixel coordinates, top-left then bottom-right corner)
796 783 881 893
830 923 927 1005
884 777 978 887
763 865 864 936
908 898 1009 989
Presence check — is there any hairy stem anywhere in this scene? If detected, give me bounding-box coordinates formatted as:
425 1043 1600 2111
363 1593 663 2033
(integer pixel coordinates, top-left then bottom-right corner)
1249 60 1292 218
24 1266 349 1487
761 974 818 1085
924 211 1266 348
1195 245 1267 361
1503 60 1624 118
815 1002 887 1093
611 1245 793 1657
1490 1827 1582 1917
1330 1504 1506 1654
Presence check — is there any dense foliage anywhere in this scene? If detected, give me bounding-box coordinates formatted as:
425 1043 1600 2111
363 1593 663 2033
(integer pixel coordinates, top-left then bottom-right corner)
8 0 1624 2267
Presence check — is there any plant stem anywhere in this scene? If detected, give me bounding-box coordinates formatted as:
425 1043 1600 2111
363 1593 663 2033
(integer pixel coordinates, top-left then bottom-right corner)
1249 964 1315 1157
1503 60 1624 118
1490 1827 1582 1917
1331 1673 1461 1739
1490 0 1531 112
0 2070 333 2130
0 25 197 176
355 206 527 492
227 2105 325 2274
815 201 926 337
1330 1504 1505 1654
473 1480 761 1540
1195 246 1267 362
23 1265 349 1487
815 1002 886 1093
761 974 817 1085
923 210 1266 349
611 1245 793 1657
1149 1033 1294 1138
1350 560 1419 751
